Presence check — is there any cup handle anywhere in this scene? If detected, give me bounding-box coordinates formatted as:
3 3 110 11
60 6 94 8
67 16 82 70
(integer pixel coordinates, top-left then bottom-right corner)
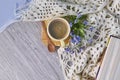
60 40 65 47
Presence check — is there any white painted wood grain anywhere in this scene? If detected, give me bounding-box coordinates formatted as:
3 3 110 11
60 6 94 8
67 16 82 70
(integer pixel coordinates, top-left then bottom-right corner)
0 22 64 80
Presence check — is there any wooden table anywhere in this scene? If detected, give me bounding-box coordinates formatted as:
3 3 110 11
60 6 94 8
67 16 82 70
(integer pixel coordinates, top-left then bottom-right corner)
0 22 64 80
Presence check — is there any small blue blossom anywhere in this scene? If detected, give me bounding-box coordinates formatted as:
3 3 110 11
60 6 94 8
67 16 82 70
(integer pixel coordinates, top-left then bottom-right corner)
70 32 74 36
70 50 75 54
77 13 81 18
83 20 88 25
89 26 94 31
74 19 78 24
87 39 93 43
74 36 78 41
73 36 77 40
80 47 83 50
69 22 73 27
71 37 77 44
79 47 83 53
65 47 71 52
71 35 81 44
76 35 81 42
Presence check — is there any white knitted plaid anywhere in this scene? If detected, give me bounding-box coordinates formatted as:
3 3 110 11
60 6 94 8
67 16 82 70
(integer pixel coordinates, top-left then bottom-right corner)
16 0 120 80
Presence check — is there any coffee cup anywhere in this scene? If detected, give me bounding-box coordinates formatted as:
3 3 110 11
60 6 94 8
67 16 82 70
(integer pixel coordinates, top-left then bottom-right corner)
47 18 70 47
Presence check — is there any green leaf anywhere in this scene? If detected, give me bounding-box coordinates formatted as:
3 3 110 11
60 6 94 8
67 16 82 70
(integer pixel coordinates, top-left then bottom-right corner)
73 23 79 28
79 24 84 28
79 15 88 20
79 29 85 37
63 14 88 39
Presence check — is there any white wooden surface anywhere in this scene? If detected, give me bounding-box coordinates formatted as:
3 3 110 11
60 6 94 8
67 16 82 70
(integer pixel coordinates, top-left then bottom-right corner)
0 22 64 80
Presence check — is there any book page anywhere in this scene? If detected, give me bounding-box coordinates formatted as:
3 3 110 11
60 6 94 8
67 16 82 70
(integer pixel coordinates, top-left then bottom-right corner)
97 37 120 80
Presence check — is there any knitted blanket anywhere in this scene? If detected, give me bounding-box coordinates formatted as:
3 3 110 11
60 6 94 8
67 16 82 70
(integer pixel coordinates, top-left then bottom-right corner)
17 0 120 80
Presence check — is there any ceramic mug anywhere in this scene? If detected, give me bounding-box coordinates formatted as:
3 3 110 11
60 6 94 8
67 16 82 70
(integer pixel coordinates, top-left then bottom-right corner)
47 18 70 47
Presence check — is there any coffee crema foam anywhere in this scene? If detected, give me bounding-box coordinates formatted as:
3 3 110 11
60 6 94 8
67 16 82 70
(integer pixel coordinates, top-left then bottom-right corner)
48 20 68 40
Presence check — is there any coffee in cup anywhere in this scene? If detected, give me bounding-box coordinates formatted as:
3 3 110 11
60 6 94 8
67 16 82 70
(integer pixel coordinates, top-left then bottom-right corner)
47 18 70 47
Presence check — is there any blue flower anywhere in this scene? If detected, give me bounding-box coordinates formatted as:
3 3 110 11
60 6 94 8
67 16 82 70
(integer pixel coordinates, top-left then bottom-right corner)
71 37 77 44
69 22 73 27
71 35 81 44
70 50 74 54
70 32 74 36
79 47 83 53
83 20 88 25
65 47 71 52
88 39 93 43
89 26 94 31
76 35 81 42
77 13 81 18
74 19 78 24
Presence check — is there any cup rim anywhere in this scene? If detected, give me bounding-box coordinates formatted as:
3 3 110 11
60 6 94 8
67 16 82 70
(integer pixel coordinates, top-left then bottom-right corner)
47 18 70 41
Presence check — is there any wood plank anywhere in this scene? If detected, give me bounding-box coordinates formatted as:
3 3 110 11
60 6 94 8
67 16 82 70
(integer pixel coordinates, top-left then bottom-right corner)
0 22 64 80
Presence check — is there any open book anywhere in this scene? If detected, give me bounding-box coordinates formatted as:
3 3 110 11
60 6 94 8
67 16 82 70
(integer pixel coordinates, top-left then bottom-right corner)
97 36 120 80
